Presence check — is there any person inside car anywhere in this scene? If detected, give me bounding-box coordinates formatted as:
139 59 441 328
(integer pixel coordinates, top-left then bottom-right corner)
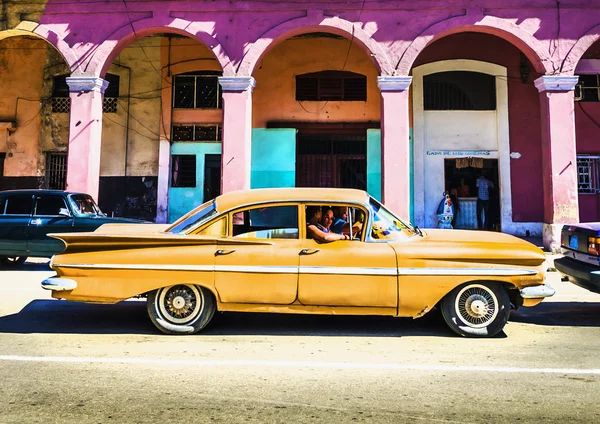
331 206 363 237
306 206 349 243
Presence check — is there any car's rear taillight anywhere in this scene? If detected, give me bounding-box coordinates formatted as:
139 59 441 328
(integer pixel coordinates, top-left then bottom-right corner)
588 237 600 255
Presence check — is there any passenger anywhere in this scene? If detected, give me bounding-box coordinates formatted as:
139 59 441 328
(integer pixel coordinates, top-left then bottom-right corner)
330 206 362 236
306 206 349 243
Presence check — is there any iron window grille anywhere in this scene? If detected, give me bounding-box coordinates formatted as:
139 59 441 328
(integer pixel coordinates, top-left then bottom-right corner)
52 74 120 113
296 71 367 101
424 71 496 110
171 155 197 188
172 124 222 142
45 151 67 190
577 155 600 194
173 71 223 109
575 75 600 102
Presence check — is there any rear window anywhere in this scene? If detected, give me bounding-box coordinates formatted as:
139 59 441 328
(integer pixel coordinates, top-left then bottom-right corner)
4 194 33 215
0 197 5 214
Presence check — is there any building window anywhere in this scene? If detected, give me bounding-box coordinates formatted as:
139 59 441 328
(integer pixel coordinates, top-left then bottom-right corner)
296 71 367 101
424 71 496 111
171 155 196 188
45 152 67 190
577 155 600 194
172 124 222 142
173 71 223 109
204 154 221 202
52 74 120 113
575 75 600 102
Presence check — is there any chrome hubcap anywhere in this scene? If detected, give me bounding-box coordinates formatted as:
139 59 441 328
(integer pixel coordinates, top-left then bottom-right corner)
455 285 499 328
157 285 204 325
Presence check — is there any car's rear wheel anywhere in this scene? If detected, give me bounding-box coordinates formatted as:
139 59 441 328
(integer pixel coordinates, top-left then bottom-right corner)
441 282 510 338
147 284 216 335
0 256 27 267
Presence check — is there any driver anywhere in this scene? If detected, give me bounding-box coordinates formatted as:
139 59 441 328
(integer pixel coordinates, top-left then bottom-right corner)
331 206 362 236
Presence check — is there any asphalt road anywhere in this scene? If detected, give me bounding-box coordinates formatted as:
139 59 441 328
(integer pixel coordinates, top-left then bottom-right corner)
1 260 599 423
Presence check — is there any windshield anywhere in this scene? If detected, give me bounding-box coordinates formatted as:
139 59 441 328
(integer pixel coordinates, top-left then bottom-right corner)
368 197 417 240
166 200 218 234
69 194 104 216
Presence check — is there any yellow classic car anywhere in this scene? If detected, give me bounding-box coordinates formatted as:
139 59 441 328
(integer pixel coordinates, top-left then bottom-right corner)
41 188 554 338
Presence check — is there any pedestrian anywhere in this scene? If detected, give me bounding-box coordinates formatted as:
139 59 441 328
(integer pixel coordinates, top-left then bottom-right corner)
476 171 494 230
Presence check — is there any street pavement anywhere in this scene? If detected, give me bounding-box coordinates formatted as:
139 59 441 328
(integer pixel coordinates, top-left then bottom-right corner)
0 259 599 423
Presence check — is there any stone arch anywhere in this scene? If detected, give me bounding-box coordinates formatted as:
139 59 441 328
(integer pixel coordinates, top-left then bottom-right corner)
238 14 394 76
79 16 235 78
396 13 552 76
562 24 600 74
0 21 78 68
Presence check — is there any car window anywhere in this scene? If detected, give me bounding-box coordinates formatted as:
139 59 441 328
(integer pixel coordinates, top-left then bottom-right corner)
35 195 68 216
0 197 6 214
69 194 103 216
167 200 217 234
4 194 33 215
195 217 227 237
233 205 298 239
368 197 417 240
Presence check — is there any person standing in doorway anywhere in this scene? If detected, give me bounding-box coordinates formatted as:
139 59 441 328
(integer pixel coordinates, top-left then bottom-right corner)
476 171 494 230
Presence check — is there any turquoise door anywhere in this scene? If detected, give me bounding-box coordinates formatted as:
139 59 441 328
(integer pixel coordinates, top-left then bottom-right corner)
168 142 222 223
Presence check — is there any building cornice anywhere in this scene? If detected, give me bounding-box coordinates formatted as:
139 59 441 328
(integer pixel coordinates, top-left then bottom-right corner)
377 76 412 92
534 75 579 92
218 76 256 92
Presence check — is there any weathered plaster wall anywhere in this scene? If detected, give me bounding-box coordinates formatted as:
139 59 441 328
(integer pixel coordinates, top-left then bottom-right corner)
413 32 544 223
0 37 44 178
101 37 162 177
253 36 380 127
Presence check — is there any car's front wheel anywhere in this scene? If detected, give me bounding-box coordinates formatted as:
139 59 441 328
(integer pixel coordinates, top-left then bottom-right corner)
147 284 216 335
0 256 27 267
441 282 510 338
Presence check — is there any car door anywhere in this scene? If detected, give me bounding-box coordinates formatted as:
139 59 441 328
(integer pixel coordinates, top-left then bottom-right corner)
297 204 398 308
214 204 301 305
0 194 34 256
27 194 75 256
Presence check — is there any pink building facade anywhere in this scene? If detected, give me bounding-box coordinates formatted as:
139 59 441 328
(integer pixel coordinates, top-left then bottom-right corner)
1 0 600 251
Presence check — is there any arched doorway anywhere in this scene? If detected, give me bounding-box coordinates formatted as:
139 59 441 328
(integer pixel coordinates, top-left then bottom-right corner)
410 32 543 236
573 38 600 222
251 31 381 196
95 33 225 222
0 33 70 191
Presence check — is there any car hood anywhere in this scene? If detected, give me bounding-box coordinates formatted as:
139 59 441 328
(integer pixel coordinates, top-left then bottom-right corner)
391 229 546 265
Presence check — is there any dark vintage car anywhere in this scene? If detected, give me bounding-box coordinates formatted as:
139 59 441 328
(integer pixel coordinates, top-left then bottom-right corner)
555 223 600 294
0 189 143 265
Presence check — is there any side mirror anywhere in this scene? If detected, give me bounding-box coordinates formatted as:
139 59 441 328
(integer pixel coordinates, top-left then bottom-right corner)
58 208 71 217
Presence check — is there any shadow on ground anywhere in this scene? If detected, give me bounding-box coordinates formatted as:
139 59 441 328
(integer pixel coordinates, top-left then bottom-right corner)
511 301 600 327
0 299 461 338
0 260 51 272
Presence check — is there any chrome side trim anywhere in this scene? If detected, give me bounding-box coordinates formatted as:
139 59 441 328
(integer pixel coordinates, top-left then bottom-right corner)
520 284 555 299
397 268 538 276
300 267 397 276
53 263 215 272
51 263 538 277
41 277 77 291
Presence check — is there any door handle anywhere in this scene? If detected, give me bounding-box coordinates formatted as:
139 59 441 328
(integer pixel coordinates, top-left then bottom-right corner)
215 249 236 256
299 248 320 256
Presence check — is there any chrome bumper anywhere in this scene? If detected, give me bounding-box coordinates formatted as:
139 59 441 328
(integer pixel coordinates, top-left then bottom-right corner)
520 284 555 299
41 277 77 291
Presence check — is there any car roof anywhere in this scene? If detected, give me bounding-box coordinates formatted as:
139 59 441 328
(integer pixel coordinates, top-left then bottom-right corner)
215 187 370 212
0 189 87 197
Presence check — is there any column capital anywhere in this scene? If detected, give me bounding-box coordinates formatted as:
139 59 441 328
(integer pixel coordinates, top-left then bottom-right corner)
377 76 412 92
534 75 579 92
66 77 109 93
218 76 256 92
